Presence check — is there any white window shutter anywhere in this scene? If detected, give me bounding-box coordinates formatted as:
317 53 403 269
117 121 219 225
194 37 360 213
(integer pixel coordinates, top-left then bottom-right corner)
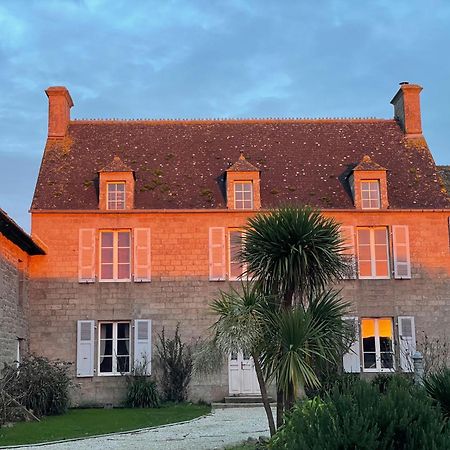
134 228 151 282
392 225 411 279
134 319 152 375
342 316 361 373
79 228 96 283
398 316 416 372
340 226 357 279
209 227 226 281
76 320 95 377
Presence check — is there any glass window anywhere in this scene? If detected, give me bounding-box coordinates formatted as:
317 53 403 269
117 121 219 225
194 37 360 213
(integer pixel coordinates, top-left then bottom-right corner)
107 183 126 210
100 230 131 281
361 180 381 209
234 182 253 209
361 318 394 372
357 227 389 279
99 322 130 375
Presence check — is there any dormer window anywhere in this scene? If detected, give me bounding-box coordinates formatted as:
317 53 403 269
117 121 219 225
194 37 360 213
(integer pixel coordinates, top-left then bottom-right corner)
107 182 126 210
351 155 388 210
361 180 381 209
98 156 135 211
234 182 253 209
226 151 261 210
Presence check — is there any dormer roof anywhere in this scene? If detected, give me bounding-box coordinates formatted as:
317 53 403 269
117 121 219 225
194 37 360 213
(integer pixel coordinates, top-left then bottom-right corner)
354 155 387 172
99 155 133 173
226 151 260 172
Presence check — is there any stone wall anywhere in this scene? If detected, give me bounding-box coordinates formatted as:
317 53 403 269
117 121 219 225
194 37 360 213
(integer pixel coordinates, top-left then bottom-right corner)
0 232 29 369
28 210 450 405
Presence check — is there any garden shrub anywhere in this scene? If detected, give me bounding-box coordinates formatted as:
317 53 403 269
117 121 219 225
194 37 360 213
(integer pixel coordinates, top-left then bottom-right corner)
125 359 160 408
270 377 450 450
424 368 450 419
0 355 72 423
156 324 193 402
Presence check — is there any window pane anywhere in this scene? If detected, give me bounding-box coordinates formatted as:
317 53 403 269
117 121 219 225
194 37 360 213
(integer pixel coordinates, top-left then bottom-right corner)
374 229 387 245
101 323 113 340
100 356 112 373
358 229 370 245
118 232 130 247
118 263 130 279
358 245 371 261
363 353 376 369
101 247 113 263
118 248 130 263
375 260 389 277
374 244 388 260
101 264 113 279
102 339 113 356
117 184 125 192
101 232 113 247
117 356 129 373
117 339 130 356
359 261 372 277
117 323 129 339
381 353 394 369
116 201 125 210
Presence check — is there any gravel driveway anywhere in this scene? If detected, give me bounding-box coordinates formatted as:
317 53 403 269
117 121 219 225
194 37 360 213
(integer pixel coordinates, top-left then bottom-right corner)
11 407 271 450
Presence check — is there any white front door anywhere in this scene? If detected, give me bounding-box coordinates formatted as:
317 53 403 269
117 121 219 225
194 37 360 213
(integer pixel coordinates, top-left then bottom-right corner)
228 352 260 395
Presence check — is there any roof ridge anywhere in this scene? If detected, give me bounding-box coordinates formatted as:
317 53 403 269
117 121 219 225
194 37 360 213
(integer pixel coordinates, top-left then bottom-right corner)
70 117 394 125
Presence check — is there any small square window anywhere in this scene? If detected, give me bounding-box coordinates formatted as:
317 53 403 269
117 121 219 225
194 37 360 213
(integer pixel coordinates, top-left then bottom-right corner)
107 183 126 210
234 182 253 209
361 180 380 209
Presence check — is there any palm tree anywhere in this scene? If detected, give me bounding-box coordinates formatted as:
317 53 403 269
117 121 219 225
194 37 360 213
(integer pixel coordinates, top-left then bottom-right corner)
210 283 277 436
240 206 348 424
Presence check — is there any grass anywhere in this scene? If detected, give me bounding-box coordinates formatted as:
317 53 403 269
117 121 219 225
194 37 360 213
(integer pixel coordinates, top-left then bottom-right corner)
0 403 210 446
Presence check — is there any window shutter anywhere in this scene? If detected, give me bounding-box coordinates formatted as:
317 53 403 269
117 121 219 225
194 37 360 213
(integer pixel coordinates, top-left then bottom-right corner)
79 228 96 283
209 227 226 281
342 316 361 373
134 228 151 282
340 226 357 279
76 320 95 377
392 225 411 279
134 319 152 375
398 316 416 372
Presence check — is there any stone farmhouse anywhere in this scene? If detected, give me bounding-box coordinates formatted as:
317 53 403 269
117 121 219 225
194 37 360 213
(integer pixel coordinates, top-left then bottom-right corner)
1 82 449 405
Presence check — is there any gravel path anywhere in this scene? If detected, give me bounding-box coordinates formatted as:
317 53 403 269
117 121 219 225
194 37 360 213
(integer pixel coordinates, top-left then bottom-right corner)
16 407 271 450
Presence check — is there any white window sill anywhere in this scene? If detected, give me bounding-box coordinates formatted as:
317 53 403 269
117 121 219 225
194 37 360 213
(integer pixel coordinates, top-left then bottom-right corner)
97 372 130 377
358 276 391 280
99 279 132 283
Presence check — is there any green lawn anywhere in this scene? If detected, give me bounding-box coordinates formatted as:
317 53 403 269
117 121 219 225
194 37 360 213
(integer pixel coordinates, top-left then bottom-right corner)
0 403 210 446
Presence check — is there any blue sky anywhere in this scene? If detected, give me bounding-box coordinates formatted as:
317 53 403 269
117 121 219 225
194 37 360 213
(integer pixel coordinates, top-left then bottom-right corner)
1 0 450 230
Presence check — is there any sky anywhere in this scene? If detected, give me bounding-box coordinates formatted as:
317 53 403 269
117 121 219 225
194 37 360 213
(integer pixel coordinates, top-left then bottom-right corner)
1 0 450 231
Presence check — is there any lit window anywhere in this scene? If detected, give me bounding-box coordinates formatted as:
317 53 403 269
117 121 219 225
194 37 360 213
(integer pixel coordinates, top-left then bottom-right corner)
357 227 389 279
361 318 394 372
361 180 380 209
100 230 131 281
234 182 253 209
99 322 130 374
229 230 247 280
107 183 125 210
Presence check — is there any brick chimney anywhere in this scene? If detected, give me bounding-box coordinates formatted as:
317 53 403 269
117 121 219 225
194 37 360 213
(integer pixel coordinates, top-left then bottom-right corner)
390 82 423 137
45 86 73 139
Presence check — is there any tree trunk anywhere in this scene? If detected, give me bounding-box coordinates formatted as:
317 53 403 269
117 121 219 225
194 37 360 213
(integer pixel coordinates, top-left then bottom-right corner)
252 351 276 437
276 387 284 428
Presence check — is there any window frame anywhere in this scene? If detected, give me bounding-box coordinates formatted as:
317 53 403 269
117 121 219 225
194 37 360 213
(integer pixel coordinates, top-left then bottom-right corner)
228 229 248 281
99 229 132 282
356 226 390 279
361 317 395 373
360 180 381 210
234 181 254 210
106 182 126 210
98 321 131 376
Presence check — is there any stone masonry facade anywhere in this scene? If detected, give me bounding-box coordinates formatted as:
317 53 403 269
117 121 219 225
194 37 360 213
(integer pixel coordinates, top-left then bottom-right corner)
0 232 29 369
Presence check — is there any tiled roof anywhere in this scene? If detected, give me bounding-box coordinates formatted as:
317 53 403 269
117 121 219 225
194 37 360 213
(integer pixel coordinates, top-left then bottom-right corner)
31 119 449 210
0 208 45 255
227 151 260 172
437 165 450 197
354 155 387 171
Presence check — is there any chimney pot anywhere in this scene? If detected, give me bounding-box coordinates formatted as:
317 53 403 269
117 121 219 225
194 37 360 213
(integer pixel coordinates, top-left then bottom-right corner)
390 82 423 136
45 86 73 139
